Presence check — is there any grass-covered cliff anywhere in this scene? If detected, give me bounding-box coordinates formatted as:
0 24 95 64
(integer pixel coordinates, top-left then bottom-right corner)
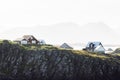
0 40 120 80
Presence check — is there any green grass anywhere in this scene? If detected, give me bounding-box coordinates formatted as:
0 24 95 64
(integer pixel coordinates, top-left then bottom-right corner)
0 40 118 60
21 44 59 50
72 50 110 59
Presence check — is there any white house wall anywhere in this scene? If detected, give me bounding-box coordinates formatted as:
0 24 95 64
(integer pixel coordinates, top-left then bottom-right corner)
32 40 36 44
94 45 105 53
21 40 27 44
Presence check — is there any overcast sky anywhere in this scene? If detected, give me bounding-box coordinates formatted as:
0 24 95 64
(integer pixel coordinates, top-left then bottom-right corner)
0 0 120 28
0 0 120 45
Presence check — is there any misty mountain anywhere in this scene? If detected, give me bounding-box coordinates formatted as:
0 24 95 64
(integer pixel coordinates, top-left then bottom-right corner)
78 22 120 44
1 22 120 45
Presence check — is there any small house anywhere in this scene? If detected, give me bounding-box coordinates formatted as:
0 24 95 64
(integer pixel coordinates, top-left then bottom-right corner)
14 35 39 44
107 48 113 51
84 42 105 53
38 39 46 45
60 43 73 49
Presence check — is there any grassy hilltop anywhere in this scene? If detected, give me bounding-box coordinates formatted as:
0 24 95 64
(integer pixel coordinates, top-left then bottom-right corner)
0 40 120 80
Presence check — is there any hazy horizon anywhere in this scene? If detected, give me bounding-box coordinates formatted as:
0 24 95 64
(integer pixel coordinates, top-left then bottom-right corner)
0 0 120 45
1 22 120 46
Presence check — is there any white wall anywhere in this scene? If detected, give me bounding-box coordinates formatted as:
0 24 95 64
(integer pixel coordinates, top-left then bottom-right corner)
21 40 27 44
94 45 105 53
32 40 36 44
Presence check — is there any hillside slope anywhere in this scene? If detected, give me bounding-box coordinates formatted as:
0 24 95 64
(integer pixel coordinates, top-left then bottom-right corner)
0 40 120 80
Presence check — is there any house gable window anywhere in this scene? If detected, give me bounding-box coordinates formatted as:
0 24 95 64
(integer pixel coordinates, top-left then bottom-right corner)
21 40 27 44
32 40 36 44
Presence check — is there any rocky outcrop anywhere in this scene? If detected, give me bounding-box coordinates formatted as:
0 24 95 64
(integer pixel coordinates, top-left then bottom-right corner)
113 48 120 53
0 40 120 80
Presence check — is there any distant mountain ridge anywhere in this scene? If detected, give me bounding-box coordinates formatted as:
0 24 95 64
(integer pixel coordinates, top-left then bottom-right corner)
1 22 120 45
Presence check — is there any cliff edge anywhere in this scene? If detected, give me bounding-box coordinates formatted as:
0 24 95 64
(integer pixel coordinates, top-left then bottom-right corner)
0 40 120 80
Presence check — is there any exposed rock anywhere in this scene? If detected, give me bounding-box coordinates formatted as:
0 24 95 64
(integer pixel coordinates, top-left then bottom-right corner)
0 41 120 80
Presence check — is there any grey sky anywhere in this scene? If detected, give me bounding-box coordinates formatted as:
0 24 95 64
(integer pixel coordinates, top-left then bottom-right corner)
0 0 120 45
0 0 120 28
